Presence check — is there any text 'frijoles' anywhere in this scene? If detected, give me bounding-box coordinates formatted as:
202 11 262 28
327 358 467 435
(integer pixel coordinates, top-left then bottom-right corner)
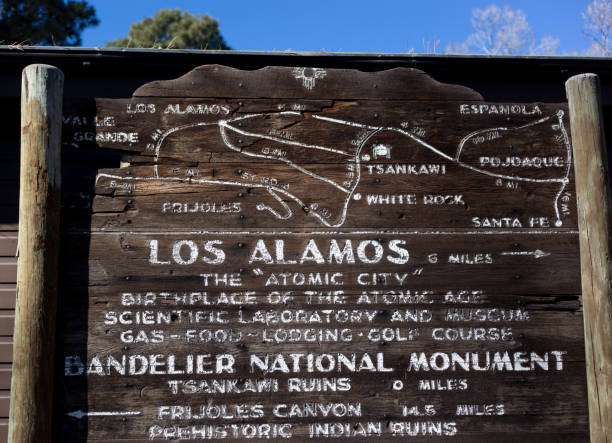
57 62 586 441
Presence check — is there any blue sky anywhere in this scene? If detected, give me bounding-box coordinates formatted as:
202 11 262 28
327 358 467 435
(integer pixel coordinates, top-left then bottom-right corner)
81 0 595 55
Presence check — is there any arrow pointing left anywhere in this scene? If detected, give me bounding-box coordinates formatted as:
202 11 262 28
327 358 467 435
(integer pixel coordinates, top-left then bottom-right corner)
67 410 141 419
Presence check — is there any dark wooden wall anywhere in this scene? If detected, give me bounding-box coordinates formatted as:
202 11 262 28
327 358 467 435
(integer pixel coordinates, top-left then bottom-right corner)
0 47 612 441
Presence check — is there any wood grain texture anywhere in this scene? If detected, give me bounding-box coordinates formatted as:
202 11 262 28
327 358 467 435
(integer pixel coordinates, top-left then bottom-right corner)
9 64 63 443
566 73 612 443
54 66 588 441
133 65 484 101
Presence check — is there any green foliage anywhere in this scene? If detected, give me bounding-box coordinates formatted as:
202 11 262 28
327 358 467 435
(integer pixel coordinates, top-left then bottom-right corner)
107 9 231 50
0 0 98 46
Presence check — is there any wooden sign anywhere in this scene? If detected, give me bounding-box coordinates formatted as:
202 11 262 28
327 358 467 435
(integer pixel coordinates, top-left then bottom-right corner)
55 65 588 441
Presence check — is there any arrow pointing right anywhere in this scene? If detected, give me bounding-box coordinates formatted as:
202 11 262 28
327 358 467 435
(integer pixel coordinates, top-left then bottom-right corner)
500 249 551 259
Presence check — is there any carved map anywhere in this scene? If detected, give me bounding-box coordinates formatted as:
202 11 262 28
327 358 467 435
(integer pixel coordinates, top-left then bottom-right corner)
55 66 588 441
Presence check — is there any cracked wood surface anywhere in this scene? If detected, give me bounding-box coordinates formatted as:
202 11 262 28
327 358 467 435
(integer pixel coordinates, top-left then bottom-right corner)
54 66 588 441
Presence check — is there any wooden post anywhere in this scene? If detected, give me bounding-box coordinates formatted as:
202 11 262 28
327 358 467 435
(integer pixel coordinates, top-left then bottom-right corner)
566 73 612 442
9 64 63 442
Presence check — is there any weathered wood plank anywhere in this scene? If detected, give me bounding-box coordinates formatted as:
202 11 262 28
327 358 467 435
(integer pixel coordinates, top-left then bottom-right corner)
58 232 581 296
86 164 576 230
78 99 566 161
132 65 484 100
10 63 63 443
567 73 612 442
53 65 588 442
